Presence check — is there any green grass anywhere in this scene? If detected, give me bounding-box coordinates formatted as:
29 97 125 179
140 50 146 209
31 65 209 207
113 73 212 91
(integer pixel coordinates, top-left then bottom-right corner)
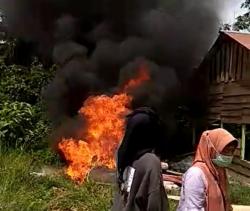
230 184 250 205
0 151 249 211
0 151 113 211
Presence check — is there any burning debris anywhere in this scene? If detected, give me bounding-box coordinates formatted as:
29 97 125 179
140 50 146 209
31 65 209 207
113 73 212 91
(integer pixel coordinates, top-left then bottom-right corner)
58 66 150 182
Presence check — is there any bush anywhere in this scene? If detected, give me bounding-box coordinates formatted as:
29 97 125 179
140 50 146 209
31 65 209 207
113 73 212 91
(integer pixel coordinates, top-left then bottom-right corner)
0 59 55 104
0 101 35 149
0 51 56 151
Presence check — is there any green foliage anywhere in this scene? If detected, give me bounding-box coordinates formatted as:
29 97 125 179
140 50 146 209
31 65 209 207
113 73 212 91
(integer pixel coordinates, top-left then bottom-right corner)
0 59 55 104
0 40 56 152
0 39 16 62
233 12 250 31
230 184 250 205
0 101 35 149
233 1 250 31
242 0 250 10
32 149 61 166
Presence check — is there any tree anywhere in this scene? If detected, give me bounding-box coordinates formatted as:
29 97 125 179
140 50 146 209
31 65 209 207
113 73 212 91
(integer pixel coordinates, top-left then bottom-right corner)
233 1 250 31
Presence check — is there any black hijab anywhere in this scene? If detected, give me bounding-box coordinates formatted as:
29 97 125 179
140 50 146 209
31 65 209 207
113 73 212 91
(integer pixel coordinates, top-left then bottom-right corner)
117 107 165 184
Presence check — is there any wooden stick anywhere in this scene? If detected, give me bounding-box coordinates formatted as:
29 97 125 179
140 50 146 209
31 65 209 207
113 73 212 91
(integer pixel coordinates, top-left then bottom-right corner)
165 170 183 176
241 124 246 160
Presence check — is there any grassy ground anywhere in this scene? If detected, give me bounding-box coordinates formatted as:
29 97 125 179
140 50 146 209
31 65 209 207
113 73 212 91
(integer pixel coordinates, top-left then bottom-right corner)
0 151 112 211
0 151 249 211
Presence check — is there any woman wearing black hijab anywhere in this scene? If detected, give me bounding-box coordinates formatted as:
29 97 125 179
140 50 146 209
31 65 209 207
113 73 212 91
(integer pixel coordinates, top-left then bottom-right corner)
112 107 169 211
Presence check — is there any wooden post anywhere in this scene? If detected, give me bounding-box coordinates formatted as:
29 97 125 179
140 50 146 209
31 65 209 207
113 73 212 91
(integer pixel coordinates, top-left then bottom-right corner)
241 124 246 160
220 121 223 128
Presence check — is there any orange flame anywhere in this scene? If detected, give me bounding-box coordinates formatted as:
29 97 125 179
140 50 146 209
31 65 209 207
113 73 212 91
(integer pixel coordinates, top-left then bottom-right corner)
123 64 150 92
58 64 150 182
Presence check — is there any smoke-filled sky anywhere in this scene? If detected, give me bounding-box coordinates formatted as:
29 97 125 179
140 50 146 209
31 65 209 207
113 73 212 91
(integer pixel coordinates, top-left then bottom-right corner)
0 0 239 147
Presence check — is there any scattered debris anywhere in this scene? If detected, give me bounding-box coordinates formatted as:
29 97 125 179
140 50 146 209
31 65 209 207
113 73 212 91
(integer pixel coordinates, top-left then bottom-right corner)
30 166 63 177
169 156 193 173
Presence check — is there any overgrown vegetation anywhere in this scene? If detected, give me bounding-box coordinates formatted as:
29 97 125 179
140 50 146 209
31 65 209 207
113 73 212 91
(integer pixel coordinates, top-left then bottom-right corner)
0 41 55 151
0 151 113 211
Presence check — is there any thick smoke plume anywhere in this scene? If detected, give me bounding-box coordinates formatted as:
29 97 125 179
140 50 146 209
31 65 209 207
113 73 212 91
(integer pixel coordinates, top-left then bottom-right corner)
0 0 227 153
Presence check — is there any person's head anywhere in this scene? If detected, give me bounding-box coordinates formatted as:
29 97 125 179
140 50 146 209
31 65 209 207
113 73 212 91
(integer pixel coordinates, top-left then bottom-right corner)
195 128 238 168
117 107 164 182
221 140 238 156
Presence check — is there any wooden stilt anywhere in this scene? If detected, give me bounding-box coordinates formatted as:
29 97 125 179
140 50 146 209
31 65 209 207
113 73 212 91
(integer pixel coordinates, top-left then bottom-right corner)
241 124 246 160
220 121 223 128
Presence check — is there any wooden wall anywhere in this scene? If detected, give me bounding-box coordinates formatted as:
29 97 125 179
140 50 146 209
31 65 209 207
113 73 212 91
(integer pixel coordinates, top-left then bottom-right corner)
207 39 250 124
208 82 250 124
209 40 250 83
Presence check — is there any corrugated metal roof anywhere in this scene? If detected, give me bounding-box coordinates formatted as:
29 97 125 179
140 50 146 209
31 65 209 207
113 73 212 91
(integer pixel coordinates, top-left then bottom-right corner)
222 31 250 50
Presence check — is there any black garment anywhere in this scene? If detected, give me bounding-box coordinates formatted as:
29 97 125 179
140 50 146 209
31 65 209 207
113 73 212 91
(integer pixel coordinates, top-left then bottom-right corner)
117 107 165 184
112 153 169 211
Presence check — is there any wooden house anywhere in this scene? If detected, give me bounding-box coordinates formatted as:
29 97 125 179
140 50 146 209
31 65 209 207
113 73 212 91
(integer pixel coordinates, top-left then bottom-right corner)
198 31 250 176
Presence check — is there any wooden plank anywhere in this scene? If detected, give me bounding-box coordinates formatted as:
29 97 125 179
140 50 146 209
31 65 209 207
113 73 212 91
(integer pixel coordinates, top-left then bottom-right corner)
237 46 243 80
231 43 237 81
220 46 224 81
221 118 242 124
223 82 250 97
228 162 250 177
234 43 240 80
238 79 250 88
225 43 230 82
242 108 250 115
246 51 250 80
223 95 250 104
228 42 234 81
233 157 250 169
241 124 246 160
208 115 221 121
221 111 241 117
221 105 243 111
242 48 248 79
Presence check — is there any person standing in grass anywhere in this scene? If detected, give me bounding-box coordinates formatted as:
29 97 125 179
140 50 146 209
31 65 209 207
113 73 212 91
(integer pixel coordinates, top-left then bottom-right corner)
177 128 238 211
112 107 169 211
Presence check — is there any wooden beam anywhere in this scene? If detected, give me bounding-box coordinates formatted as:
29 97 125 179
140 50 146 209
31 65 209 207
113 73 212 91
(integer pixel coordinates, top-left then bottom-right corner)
237 46 243 80
224 43 229 82
220 46 224 81
228 42 233 81
241 124 246 160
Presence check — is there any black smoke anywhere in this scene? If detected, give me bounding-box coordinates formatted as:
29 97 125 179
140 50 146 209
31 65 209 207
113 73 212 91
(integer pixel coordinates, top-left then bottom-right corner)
0 0 225 154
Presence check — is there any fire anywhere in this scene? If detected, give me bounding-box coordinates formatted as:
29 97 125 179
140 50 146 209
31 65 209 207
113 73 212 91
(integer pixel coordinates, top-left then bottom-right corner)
58 64 150 182
123 65 150 92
